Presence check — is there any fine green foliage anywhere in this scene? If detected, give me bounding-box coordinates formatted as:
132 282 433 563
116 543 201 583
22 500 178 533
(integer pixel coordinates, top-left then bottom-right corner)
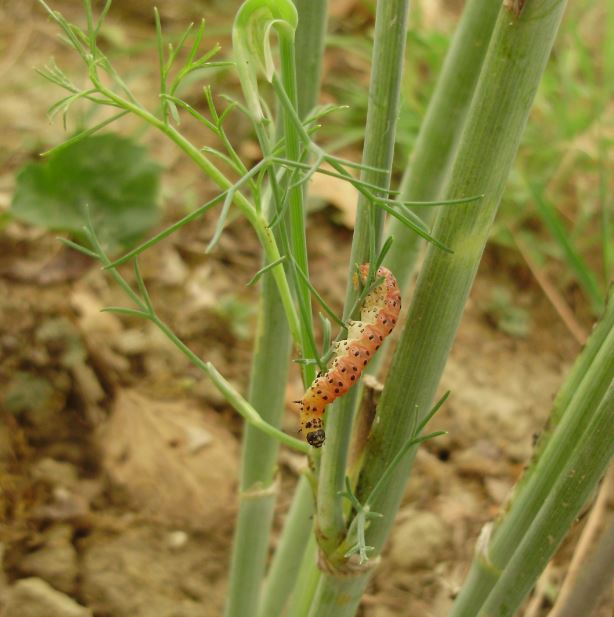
11 133 161 247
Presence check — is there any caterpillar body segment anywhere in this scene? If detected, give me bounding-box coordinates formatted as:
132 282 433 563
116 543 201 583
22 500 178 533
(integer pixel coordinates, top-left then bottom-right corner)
298 264 401 448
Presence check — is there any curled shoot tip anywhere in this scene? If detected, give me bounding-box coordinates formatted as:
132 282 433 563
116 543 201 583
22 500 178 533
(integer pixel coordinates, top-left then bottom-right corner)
232 0 298 121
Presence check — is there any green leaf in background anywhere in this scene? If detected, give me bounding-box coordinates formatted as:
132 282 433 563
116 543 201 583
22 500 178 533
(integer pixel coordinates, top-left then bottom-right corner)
10 133 162 248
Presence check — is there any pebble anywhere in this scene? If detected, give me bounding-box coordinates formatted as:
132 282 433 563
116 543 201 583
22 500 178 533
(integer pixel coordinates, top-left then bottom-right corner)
167 530 188 550
3 577 92 617
19 526 78 594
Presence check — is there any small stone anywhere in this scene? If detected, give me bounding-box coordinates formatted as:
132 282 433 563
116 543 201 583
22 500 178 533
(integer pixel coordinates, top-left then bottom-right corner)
100 389 238 528
167 530 188 549
3 577 92 617
389 510 449 570
184 426 212 454
19 526 78 594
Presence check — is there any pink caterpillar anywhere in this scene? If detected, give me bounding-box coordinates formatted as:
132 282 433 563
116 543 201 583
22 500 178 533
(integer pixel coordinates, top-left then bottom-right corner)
298 264 401 447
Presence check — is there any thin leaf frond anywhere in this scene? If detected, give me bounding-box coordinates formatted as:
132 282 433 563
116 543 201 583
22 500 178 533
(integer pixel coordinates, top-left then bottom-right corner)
246 256 286 287
41 110 130 157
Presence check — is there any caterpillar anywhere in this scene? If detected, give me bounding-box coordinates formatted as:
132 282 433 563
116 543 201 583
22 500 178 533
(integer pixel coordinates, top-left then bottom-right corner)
298 264 401 448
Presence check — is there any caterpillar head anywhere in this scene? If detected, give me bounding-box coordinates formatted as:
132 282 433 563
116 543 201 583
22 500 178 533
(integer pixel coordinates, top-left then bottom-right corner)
298 402 326 448
306 428 326 448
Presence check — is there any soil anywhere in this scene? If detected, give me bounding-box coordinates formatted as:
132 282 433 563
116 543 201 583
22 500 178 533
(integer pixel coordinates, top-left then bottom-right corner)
0 2 611 617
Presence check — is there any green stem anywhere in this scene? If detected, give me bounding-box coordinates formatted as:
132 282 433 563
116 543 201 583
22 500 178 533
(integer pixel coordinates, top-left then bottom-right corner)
358 0 569 530
346 0 412 269
224 269 293 617
293 0 328 119
225 4 317 610
498 286 614 521
480 382 614 617
358 0 499 459
285 534 321 617
366 0 500 386
307 1 569 614
307 573 372 617
257 477 316 617
315 0 411 559
383 0 500 286
449 289 614 616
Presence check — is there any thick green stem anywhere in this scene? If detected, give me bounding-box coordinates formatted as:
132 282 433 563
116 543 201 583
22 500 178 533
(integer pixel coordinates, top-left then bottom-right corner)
357 0 569 533
308 574 368 617
536 283 614 434
224 271 292 617
307 1 569 614
449 289 614 616
490 311 614 564
316 0 411 559
480 382 614 617
293 0 328 119
257 476 315 617
366 0 500 382
285 534 321 617
383 0 500 286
